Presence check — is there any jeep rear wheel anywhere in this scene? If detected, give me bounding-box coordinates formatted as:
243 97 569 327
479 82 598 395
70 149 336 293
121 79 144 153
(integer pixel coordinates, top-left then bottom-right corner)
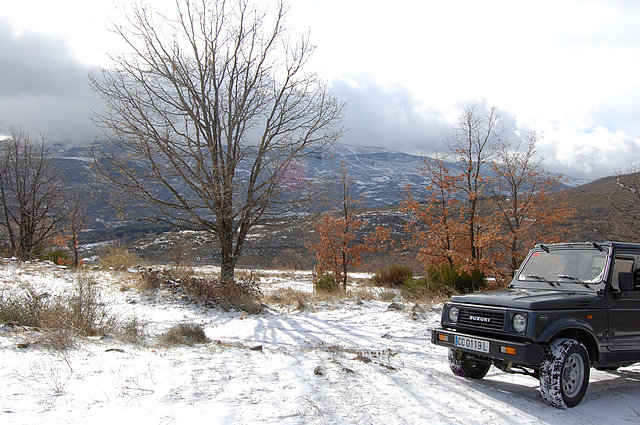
448 349 491 379
539 338 590 408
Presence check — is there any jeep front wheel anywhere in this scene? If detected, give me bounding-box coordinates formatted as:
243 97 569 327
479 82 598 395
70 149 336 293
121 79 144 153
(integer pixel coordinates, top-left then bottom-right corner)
539 338 590 408
448 349 491 379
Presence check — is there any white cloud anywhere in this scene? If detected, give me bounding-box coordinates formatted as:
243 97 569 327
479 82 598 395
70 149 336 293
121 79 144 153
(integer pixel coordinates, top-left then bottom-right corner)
3 0 640 178
0 19 102 141
539 125 640 178
330 76 449 154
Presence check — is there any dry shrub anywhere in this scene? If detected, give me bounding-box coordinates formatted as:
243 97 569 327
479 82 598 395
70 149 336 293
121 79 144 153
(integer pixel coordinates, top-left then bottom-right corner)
116 316 146 344
0 276 116 348
181 275 222 299
347 287 378 301
158 323 208 346
137 269 165 291
215 280 263 314
136 267 192 292
139 268 264 314
378 290 398 302
40 329 77 351
314 274 341 293
402 276 455 301
171 267 195 282
99 246 143 270
372 264 413 288
181 275 263 314
63 276 114 335
0 285 50 328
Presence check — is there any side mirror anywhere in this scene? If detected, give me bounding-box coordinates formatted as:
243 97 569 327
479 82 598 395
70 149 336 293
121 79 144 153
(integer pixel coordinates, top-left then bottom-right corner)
619 272 634 292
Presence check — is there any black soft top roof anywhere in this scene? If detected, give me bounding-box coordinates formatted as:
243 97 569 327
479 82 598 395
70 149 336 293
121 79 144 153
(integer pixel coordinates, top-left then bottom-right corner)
535 241 640 251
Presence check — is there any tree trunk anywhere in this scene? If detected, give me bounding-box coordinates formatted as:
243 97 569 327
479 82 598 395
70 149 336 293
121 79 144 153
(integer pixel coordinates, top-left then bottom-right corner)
221 258 236 283
342 250 348 291
469 198 477 261
510 234 519 275
0 182 16 253
220 232 236 283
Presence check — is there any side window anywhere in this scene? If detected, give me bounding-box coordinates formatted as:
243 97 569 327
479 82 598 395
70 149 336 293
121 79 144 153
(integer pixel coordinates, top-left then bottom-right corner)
611 257 635 290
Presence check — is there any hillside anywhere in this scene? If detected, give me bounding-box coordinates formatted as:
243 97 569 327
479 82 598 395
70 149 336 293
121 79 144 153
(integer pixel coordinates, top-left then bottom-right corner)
52 141 640 268
53 142 579 234
557 173 631 242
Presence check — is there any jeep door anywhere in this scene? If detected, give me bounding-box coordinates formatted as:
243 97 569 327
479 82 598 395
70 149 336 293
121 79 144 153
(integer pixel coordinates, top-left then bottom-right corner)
606 252 640 351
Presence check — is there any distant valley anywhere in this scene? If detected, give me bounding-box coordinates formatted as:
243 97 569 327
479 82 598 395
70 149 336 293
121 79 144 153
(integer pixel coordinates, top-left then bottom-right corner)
51 141 627 269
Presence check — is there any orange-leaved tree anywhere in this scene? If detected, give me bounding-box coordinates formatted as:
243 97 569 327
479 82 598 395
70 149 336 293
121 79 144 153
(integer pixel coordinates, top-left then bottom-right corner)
310 163 390 290
403 156 465 268
404 104 573 287
488 134 574 279
404 105 501 276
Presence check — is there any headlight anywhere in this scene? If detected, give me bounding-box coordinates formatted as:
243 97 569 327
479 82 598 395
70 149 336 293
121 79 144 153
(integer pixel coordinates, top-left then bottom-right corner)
448 306 459 322
512 313 527 333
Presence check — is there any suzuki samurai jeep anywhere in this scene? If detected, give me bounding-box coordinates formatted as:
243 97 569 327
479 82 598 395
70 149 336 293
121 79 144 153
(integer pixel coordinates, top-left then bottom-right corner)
431 241 640 408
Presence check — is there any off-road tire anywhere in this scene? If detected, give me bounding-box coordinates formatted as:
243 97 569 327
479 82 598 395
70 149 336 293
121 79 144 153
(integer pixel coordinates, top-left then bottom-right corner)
539 338 590 408
448 349 491 379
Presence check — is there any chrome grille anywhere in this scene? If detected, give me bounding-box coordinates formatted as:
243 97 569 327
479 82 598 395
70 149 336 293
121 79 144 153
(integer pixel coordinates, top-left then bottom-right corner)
458 308 505 330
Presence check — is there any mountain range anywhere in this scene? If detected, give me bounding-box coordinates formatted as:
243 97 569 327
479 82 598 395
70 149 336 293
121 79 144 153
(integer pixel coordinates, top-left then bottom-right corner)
51 142 590 237
47 141 638 266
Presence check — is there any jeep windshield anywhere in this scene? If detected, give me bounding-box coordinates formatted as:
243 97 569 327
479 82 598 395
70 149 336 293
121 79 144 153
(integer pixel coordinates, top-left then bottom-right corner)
516 246 608 289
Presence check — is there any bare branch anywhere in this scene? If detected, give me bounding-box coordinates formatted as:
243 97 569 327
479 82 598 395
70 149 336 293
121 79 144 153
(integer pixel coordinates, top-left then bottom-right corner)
91 0 344 281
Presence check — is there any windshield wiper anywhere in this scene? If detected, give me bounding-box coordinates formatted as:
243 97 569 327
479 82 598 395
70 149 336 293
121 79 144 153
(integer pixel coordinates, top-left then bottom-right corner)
557 275 590 288
525 274 556 287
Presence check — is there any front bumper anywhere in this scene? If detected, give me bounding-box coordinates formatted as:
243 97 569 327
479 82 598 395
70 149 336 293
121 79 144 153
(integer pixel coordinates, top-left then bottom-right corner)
431 328 545 366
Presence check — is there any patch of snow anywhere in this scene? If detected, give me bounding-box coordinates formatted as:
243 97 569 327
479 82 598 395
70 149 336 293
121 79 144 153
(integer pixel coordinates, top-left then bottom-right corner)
0 263 639 424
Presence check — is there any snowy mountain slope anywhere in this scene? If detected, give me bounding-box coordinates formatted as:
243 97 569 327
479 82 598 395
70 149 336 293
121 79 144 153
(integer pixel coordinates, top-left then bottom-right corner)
1 262 640 424
55 142 581 219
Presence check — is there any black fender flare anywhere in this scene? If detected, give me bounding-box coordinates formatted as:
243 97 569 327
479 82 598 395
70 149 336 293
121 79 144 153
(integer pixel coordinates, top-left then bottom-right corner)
536 318 600 357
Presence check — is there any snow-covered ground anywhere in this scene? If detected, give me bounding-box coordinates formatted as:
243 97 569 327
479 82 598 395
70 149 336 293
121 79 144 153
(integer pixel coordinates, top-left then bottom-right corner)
2 262 640 424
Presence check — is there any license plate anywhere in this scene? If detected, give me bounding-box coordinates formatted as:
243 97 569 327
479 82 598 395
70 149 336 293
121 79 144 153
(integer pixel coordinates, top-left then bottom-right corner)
454 335 490 353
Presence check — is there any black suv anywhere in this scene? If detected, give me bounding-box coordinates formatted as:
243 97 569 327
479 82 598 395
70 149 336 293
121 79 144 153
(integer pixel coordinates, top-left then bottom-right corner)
431 241 640 408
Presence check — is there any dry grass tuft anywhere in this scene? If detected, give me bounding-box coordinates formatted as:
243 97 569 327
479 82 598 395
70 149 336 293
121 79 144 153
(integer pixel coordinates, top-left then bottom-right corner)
116 316 146 344
136 268 263 314
0 276 114 336
263 288 310 310
39 329 77 351
347 287 379 301
213 280 263 314
372 264 413 288
136 269 165 291
0 275 145 348
99 246 143 270
158 323 208 347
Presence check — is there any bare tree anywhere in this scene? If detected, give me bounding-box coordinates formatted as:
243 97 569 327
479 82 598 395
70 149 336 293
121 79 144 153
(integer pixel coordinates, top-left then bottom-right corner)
91 0 344 281
446 104 500 266
64 190 87 267
0 128 65 259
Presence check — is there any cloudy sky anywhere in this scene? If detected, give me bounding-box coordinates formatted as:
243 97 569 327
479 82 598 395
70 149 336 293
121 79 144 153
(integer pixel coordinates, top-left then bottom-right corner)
1 0 640 179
